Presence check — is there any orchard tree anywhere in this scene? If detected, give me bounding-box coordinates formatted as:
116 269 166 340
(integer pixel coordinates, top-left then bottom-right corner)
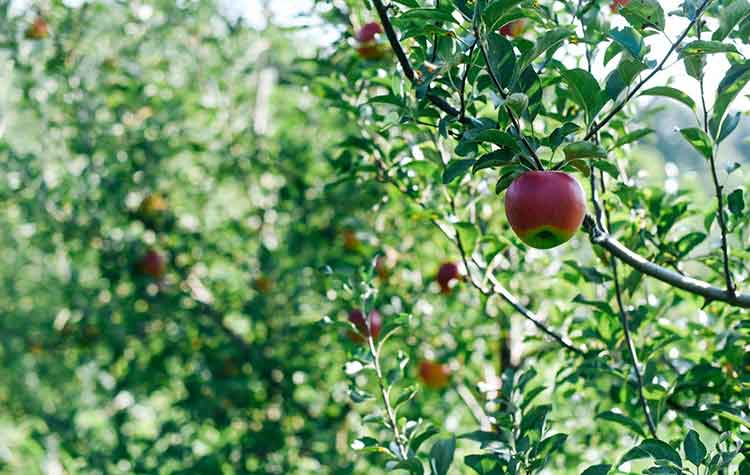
314 0 750 473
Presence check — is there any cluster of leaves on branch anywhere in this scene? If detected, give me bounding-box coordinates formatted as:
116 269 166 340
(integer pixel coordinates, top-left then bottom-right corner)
313 0 750 473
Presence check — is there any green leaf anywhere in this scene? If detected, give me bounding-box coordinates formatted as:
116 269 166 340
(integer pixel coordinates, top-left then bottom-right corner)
596 410 647 437
712 0 750 41
680 40 739 57
640 86 696 111
605 59 646 100
613 128 654 148
465 454 502 475
486 33 516 89
710 61 750 138
592 159 620 178
429 437 456 475
683 430 707 467
718 111 742 143
473 149 516 173
463 129 520 151
547 122 580 150
620 0 666 31
520 404 551 437
443 159 475 184
563 141 608 160
582 464 612 475
609 27 644 60
495 166 524 194
684 54 706 80
679 128 713 159
482 0 525 30
410 425 439 452
530 433 567 460
728 188 745 217
621 439 683 468
399 7 458 24
517 27 574 73
560 68 605 124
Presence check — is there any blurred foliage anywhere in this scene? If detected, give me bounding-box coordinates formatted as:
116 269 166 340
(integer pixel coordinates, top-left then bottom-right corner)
0 0 749 474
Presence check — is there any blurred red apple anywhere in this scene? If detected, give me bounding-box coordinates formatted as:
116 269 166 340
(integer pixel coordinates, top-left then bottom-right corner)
356 22 383 43
26 16 49 40
504 171 586 249
138 250 166 278
355 22 387 60
437 262 460 294
499 19 525 37
342 229 360 251
419 360 451 389
347 309 382 344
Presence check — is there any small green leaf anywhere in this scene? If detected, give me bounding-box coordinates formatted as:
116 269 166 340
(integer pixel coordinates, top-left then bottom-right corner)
621 439 682 468
560 68 605 125
728 188 745 216
679 128 713 159
482 0 525 30
517 27 574 73
592 159 620 178
547 122 580 150
683 430 707 467
429 437 456 475
640 86 696 110
596 410 647 437
582 464 612 475
680 40 739 57
443 159 475 184
463 129 520 151
563 141 608 160
609 27 644 60
473 149 516 173
620 0 666 31
710 62 750 138
717 111 742 144
613 128 655 149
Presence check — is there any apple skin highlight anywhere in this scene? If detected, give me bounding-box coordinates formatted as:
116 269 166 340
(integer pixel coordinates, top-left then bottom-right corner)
504 171 586 249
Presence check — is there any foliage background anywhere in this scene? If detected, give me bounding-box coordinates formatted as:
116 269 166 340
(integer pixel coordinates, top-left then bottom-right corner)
0 0 748 474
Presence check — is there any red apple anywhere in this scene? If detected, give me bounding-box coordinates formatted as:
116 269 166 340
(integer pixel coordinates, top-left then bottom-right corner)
342 229 360 251
504 171 586 249
610 0 630 12
355 22 387 60
356 22 383 43
138 250 166 278
437 262 459 294
25 16 49 40
347 309 382 344
419 360 451 389
499 19 525 37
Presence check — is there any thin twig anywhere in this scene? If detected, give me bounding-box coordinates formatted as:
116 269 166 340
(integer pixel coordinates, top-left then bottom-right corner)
697 21 735 297
584 0 714 140
372 0 478 126
474 26 544 170
592 168 658 439
456 383 493 431
366 311 409 459
459 41 477 121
